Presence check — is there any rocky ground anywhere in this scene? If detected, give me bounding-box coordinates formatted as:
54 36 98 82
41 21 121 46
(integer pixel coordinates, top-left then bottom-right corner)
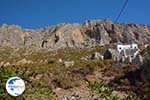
0 46 150 100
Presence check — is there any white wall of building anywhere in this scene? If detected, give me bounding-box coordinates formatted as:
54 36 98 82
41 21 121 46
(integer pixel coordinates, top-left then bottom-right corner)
117 44 138 52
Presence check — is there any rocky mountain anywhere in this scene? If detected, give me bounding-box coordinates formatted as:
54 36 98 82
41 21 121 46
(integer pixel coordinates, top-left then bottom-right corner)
0 19 150 50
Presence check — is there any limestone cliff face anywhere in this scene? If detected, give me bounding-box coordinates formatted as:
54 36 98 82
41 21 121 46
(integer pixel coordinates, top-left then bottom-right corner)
46 23 88 49
0 19 150 50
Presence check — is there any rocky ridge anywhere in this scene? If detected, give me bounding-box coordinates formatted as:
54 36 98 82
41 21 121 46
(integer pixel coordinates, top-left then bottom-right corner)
0 19 150 51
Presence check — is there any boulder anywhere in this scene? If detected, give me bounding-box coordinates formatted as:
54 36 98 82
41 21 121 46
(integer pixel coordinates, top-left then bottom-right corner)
104 49 120 61
81 57 88 61
16 58 33 65
0 61 11 68
90 52 103 60
0 61 4 68
4 62 11 67
64 61 74 67
58 58 63 63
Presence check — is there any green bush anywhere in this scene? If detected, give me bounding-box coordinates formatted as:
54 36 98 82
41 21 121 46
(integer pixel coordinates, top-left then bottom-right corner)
90 80 111 95
125 92 141 100
89 80 119 100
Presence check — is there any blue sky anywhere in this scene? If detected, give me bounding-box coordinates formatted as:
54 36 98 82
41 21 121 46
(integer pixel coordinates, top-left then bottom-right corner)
0 0 150 29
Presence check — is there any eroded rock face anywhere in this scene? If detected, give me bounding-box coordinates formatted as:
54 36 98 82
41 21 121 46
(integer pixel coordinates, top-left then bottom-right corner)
0 19 150 50
47 23 88 49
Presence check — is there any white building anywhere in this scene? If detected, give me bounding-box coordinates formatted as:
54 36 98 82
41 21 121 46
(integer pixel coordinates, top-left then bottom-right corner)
117 44 139 53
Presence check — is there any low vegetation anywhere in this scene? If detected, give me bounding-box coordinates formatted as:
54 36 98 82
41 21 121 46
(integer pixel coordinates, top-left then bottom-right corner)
0 47 149 99
89 80 119 100
0 67 54 100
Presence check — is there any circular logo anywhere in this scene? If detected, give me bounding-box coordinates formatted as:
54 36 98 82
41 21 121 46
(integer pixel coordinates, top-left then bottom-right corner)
6 77 25 96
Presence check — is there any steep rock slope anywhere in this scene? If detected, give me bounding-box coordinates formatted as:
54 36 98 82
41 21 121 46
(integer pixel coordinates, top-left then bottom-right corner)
0 19 150 50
